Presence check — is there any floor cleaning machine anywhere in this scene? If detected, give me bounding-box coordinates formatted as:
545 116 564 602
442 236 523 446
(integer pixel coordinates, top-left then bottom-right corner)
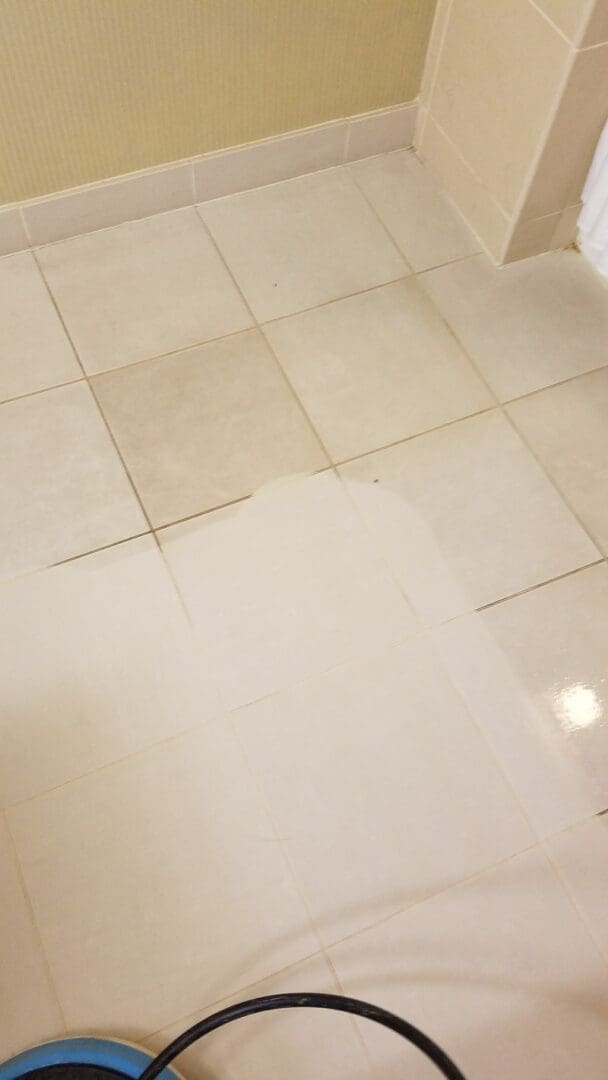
0 992 467 1079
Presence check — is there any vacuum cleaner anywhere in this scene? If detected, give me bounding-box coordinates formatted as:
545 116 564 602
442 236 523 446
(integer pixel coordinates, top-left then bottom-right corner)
0 992 467 1079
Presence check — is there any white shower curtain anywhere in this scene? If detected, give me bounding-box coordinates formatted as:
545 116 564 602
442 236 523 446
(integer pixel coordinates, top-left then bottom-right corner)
578 120 608 278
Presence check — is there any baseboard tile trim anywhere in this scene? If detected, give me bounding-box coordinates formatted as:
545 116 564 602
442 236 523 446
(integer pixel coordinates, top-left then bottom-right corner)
1 101 417 252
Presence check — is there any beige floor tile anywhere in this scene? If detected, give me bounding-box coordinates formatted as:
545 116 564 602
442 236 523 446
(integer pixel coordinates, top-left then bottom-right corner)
508 369 608 554
434 564 608 837
264 279 492 462
147 954 373 1080
0 818 63 1058
199 169 408 322
93 330 328 526
422 250 608 400
159 472 415 708
0 252 81 401
0 383 146 580
547 817 608 961
8 723 317 1037
0 537 219 806
236 638 532 945
37 209 253 375
339 411 598 625
330 849 608 1079
350 150 480 271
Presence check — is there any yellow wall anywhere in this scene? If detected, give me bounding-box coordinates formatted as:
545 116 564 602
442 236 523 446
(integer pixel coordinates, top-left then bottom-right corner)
0 0 436 203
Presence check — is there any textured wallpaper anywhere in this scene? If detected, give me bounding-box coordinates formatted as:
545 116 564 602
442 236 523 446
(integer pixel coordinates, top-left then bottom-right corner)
0 0 435 202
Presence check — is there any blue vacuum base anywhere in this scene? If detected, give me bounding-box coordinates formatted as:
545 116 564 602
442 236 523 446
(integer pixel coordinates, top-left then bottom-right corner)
0 1040 180 1080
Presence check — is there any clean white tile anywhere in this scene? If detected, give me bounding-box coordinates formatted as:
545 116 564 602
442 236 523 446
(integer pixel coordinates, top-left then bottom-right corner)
147 953 373 1080
93 330 328 526
236 638 532 944
0 818 63 1058
0 382 146 580
0 206 29 256
339 411 598 624
160 472 415 708
37 208 253 375
0 252 81 401
508 369 608 554
264 278 492 461
8 722 317 1036
0 536 219 805
345 104 417 162
350 150 480 270
195 123 346 201
22 163 194 246
547 817 608 961
200 168 408 321
330 849 608 1079
422 250 608 400
434 564 608 837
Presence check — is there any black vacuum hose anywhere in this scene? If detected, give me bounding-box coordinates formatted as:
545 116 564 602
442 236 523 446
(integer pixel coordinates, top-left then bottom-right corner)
138 991 467 1079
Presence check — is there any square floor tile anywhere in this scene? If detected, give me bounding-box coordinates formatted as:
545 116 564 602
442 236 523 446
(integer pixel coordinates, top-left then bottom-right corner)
236 638 532 945
0 382 146 580
350 151 480 271
547 817 608 961
0 536 219 805
37 209 253 375
147 954 372 1080
422 250 608 400
93 330 328 526
8 722 317 1036
159 472 415 708
339 411 598 624
434 563 608 837
0 818 63 1058
508 369 608 554
264 279 492 462
199 169 408 321
0 252 81 401
330 849 608 1079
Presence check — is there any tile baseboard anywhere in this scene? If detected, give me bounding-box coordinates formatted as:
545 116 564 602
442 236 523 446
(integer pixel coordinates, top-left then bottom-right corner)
1 101 417 252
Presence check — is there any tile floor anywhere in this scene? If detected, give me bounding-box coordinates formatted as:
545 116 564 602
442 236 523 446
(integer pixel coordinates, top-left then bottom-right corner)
1 149 608 1078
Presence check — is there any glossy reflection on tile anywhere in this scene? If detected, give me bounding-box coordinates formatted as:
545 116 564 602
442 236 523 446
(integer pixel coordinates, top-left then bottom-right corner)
8 722 317 1036
547 817 608 961
147 953 372 1080
0 383 146 580
330 849 608 1079
0 819 63 1058
0 537 219 805
160 472 415 708
339 411 597 625
264 279 492 462
236 638 532 944
37 209 253 375
434 563 608 837
508 369 608 554
200 169 408 321
93 330 328 525
350 150 480 271
0 252 80 401
422 250 608 400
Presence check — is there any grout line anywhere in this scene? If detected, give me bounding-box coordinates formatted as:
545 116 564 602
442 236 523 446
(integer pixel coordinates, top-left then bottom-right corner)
1 530 153 587
347 165 413 272
1 375 85 408
2 713 229 813
3 811 68 1033
194 205 334 465
502 360 608 405
526 0 573 44
540 835 608 973
474 557 606 613
502 406 605 554
334 404 497 469
260 271 413 325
